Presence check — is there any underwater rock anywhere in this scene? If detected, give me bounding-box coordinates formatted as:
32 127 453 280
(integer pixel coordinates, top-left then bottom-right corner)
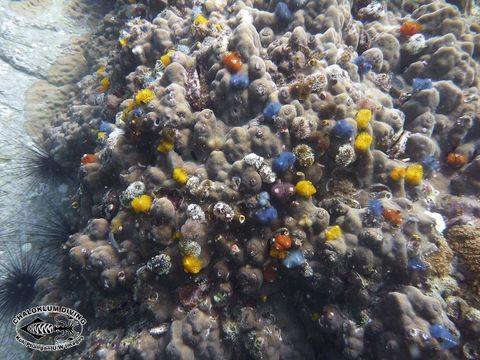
446 221 480 295
7 0 480 358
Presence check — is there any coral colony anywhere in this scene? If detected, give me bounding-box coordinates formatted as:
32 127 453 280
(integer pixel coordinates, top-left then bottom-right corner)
2 0 480 359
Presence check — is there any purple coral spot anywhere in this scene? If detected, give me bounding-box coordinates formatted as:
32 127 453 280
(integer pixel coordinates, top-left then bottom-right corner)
271 181 295 201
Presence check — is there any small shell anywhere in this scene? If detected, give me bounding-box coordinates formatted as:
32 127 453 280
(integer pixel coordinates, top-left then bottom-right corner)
149 323 170 337
213 202 235 222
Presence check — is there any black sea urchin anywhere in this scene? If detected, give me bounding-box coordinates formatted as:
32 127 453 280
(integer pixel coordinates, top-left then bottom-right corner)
11 140 75 190
27 199 77 258
0 123 75 192
0 246 48 324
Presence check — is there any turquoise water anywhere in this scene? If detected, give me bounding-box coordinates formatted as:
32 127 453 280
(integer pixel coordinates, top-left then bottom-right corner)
0 1 92 358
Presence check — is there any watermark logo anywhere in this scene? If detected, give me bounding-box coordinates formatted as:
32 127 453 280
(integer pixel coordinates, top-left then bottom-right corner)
13 305 86 352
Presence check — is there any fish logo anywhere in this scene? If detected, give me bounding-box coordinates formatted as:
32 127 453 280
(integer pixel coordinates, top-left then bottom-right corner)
20 316 80 341
13 305 86 352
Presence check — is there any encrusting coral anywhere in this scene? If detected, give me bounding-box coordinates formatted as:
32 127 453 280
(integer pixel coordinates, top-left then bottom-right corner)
6 0 480 359
446 221 480 296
